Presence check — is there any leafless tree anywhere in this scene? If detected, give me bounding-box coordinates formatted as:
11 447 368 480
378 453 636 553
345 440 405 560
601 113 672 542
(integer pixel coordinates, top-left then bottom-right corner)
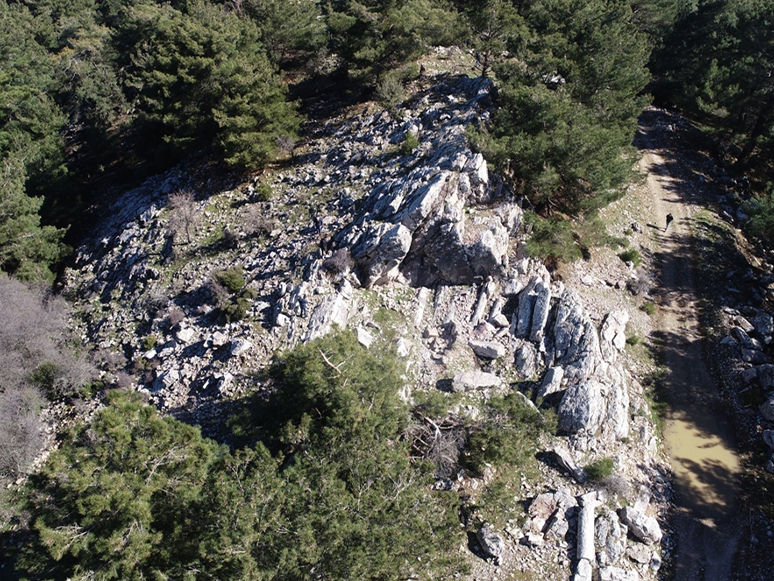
0 386 44 479
409 414 467 479
243 204 276 238
276 134 296 158
322 248 354 277
0 275 95 479
168 190 199 245
164 305 185 330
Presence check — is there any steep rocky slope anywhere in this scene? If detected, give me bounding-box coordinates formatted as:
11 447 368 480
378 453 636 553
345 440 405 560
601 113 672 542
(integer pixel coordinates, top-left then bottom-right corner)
63 75 667 581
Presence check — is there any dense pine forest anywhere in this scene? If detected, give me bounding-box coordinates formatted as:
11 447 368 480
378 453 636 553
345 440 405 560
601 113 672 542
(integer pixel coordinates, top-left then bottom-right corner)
1 0 773 579
2 0 770 284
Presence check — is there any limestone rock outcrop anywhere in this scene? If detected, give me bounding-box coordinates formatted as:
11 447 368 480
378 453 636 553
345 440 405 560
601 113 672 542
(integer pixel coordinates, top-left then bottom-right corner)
61 72 664 581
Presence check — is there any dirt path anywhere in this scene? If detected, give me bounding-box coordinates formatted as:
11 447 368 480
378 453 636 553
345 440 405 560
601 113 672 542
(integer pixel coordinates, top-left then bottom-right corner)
638 116 742 580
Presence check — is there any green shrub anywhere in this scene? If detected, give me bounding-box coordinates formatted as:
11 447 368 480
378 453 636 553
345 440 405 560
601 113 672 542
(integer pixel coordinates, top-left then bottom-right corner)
214 266 246 293
524 211 627 268
212 271 255 324
221 296 251 322
618 248 642 268
745 189 774 244
412 390 459 419
255 181 273 202
142 335 157 350
640 301 656 315
525 212 583 267
463 392 545 475
626 334 640 346
29 362 67 400
261 330 406 449
584 457 615 482
76 379 105 399
400 132 419 155
472 468 526 528
376 71 406 113
575 213 627 250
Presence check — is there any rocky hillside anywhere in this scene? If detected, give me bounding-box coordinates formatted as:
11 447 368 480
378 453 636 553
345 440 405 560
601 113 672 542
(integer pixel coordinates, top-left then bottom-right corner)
63 75 668 581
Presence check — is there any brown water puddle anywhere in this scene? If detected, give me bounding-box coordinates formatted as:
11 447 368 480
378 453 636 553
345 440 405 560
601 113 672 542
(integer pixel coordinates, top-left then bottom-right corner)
664 412 740 521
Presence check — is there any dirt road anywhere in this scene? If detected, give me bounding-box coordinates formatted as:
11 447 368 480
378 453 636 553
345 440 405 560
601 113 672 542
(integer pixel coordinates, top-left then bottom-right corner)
637 112 742 581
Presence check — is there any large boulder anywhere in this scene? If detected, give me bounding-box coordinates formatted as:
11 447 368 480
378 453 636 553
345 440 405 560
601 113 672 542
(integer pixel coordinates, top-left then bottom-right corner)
548 288 601 378
595 508 628 566
514 339 540 379
538 366 565 399
549 445 587 483
415 213 508 285
153 368 179 391
750 310 774 342
477 523 505 563
626 544 652 564
452 370 503 392
545 290 630 440
577 492 598 563
469 339 507 359
600 311 629 360
760 397 774 421
305 281 354 341
230 338 253 357
523 488 577 547
758 364 774 390
732 326 763 350
466 217 509 277
573 559 593 581
604 365 630 440
529 280 552 344
397 171 451 230
465 152 489 202
351 222 412 286
514 277 540 338
557 379 606 435
620 506 662 545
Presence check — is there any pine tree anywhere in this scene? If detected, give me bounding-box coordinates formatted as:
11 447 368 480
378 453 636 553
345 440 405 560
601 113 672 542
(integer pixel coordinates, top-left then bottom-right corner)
21 391 223 580
116 0 298 168
17 335 467 580
654 0 774 174
240 0 327 66
0 0 66 185
0 155 65 281
326 0 460 85
479 0 650 215
462 0 527 78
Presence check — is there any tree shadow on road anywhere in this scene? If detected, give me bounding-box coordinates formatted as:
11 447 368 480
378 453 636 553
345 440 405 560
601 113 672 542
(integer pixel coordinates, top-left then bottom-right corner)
635 106 774 579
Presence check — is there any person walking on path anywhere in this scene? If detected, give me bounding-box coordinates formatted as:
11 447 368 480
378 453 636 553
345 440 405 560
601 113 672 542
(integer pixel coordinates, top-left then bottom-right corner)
665 213 674 232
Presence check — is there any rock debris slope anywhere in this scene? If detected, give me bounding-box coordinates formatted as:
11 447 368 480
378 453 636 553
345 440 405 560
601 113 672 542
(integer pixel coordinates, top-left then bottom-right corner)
65 75 667 580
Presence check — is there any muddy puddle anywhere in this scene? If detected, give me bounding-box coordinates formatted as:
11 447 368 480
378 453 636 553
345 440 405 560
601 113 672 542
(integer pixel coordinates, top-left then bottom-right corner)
664 411 740 520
